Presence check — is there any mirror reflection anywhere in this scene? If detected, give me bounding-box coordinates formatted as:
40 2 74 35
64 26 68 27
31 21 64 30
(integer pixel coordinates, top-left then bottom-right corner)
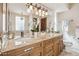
1 3 54 50
7 3 48 40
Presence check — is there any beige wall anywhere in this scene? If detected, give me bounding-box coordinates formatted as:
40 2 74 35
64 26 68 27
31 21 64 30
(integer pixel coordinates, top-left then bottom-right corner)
57 3 79 36
47 10 55 32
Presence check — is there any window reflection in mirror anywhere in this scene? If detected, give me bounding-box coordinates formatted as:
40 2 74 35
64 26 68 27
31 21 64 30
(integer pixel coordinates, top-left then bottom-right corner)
15 16 25 37
7 3 30 39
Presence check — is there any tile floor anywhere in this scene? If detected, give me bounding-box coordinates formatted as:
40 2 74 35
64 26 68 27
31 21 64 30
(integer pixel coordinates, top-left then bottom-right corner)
60 50 79 56
60 32 79 56
59 46 79 56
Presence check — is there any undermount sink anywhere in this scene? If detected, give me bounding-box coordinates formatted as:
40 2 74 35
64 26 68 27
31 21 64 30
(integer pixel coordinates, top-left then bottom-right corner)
14 37 34 46
15 41 23 45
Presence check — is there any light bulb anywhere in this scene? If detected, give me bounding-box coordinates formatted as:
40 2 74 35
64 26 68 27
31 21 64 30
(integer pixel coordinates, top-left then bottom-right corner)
43 10 45 14
39 9 41 13
29 5 33 10
42 10 45 17
27 8 31 13
45 11 48 15
35 11 39 15
39 9 41 16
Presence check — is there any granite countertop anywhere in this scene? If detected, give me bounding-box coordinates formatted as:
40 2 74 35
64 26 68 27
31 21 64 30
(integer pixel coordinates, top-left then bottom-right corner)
1 33 62 52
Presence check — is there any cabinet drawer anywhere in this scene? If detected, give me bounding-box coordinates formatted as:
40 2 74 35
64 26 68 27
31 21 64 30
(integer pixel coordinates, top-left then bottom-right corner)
32 42 42 48
53 44 59 55
2 42 42 56
0 53 2 56
43 39 52 46
45 50 53 56
2 45 33 56
45 45 53 53
60 40 64 52
31 44 42 56
31 52 42 56
3 48 30 56
31 48 42 56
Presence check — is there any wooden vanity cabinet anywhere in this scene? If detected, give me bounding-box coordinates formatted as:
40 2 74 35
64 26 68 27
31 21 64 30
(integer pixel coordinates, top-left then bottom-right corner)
0 53 2 56
43 39 54 56
30 42 42 56
53 39 60 56
53 36 64 56
1 35 64 56
2 45 32 56
2 42 42 56
42 35 64 56
59 40 64 52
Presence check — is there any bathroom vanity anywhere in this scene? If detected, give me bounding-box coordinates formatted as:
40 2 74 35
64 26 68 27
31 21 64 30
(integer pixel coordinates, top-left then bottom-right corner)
0 33 64 56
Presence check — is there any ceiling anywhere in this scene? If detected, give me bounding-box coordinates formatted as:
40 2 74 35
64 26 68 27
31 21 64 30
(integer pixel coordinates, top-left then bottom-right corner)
42 3 68 12
8 3 28 15
8 3 69 15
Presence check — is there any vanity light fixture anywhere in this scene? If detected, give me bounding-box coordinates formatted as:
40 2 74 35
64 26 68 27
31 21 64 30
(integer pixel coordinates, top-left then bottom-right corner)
26 3 48 17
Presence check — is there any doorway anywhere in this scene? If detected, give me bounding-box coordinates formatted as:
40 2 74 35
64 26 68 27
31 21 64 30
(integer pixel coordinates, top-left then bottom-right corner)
41 17 47 32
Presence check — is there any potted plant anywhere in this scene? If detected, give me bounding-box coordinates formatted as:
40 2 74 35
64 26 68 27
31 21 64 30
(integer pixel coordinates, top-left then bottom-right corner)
31 24 39 37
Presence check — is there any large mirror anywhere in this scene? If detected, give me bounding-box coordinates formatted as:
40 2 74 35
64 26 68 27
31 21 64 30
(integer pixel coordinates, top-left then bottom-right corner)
7 3 30 39
7 3 48 39
1 3 49 49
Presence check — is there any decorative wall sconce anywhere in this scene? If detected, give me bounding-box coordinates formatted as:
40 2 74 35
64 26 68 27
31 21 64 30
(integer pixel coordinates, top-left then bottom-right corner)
26 3 48 17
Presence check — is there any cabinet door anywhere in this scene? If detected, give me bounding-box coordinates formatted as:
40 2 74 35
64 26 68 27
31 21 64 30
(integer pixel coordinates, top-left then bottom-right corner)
30 42 42 56
60 40 64 52
45 51 53 56
53 40 60 56
31 47 42 56
43 39 53 56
